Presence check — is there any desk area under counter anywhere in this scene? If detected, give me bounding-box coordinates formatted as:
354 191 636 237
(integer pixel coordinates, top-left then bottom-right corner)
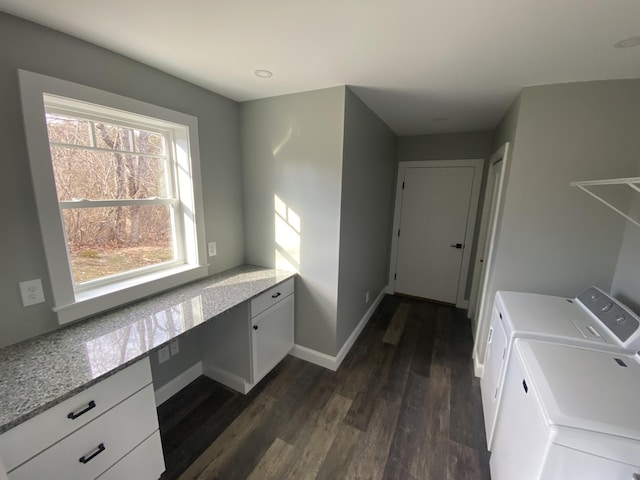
0 265 296 480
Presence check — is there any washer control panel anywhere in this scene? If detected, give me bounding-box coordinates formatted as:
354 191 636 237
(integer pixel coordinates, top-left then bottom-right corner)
577 287 640 345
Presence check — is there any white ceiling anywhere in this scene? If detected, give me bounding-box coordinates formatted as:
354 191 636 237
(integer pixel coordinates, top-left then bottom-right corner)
2 0 640 135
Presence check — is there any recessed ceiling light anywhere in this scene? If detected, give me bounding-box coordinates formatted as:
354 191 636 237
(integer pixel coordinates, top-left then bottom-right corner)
254 69 273 78
614 36 640 48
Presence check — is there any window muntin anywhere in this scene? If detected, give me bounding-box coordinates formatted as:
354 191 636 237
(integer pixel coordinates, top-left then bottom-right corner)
44 102 185 288
19 70 208 324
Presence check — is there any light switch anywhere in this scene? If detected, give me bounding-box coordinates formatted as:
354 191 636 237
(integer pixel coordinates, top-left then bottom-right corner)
208 241 217 257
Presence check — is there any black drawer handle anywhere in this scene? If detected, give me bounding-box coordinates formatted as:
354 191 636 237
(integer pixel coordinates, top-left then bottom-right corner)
271 292 282 299
79 443 105 464
253 325 258 330
68 400 96 420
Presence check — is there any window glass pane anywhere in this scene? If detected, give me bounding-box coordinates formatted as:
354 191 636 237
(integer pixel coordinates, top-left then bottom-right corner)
94 122 134 151
62 205 175 284
50 147 169 201
134 130 165 155
46 114 92 146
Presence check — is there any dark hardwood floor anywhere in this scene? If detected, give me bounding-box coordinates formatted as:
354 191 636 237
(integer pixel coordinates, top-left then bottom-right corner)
158 295 491 480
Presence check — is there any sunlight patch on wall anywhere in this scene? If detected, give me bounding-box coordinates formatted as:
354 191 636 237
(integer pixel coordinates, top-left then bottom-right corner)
275 194 300 272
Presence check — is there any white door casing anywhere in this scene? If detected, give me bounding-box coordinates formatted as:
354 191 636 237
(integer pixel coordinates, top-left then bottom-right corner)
468 155 504 320
388 160 484 308
471 143 511 377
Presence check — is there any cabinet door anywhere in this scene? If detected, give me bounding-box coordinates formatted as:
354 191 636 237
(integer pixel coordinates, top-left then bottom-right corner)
252 294 294 384
480 307 508 450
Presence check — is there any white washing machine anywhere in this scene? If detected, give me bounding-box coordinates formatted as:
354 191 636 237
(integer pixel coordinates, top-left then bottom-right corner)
481 286 640 450
490 339 640 480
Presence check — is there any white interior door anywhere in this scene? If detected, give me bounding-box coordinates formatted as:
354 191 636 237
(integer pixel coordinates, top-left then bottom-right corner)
394 166 475 304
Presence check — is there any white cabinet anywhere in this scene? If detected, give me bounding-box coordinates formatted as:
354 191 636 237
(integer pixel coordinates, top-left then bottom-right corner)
480 306 508 450
252 290 294 384
0 357 164 480
97 431 164 480
201 278 295 393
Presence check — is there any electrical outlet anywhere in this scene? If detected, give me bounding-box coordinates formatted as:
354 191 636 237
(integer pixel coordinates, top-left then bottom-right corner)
208 241 217 257
158 345 170 364
19 279 45 307
365 291 370 304
170 339 180 356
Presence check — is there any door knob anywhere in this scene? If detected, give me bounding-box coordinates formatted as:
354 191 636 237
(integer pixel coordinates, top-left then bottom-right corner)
450 243 464 249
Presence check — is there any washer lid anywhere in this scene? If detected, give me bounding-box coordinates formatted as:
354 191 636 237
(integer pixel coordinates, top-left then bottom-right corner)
497 291 611 345
516 340 640 451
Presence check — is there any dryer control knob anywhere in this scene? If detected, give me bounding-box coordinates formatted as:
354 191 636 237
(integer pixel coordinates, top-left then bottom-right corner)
601 302 613 312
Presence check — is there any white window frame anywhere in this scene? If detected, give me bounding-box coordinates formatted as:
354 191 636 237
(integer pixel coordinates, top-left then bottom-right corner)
19 70 209 325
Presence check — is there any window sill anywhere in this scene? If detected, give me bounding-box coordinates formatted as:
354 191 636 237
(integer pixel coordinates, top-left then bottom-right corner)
54 264 209 325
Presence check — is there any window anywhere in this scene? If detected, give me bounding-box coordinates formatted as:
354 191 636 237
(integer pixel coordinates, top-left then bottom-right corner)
19 70 208 324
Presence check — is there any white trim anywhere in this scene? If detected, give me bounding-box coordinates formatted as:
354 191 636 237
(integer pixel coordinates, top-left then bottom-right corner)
291 286 386 371
387 159 485 308
202 362 251 394
18 69 208 324
473 354 484 379
335 287 386 368
154 361 203 406
472 143 512 367
57 264 208 324
290 344 338 371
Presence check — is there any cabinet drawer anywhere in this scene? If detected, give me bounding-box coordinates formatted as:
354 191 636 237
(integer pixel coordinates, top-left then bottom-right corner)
9 384 158 480
250 278 294 317
97 431 164 480
0 357 152 473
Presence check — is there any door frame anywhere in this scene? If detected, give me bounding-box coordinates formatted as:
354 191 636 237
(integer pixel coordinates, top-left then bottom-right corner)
471 143 511 377
387 159 485 308
468 145 509 321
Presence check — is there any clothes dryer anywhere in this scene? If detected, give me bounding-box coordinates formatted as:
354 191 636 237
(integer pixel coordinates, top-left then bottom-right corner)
481 286 640 450
490 339 640 480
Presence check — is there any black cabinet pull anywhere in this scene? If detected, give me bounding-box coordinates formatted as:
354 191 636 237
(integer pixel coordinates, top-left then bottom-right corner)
68 400 96 420
79 443 105 464
253 325 258 330
271 292 282 299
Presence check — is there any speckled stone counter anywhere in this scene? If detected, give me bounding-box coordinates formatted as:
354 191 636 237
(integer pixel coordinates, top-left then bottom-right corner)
0 265 295 434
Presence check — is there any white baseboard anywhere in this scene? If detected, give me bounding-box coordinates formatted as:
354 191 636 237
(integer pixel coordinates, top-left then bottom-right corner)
290 286 387 372
473 354 484 378
202 362 251 394
290 344 338 370
335 287 386 368
154 361 203 406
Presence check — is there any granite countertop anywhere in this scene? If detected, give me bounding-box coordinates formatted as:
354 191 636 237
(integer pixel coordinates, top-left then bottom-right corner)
0 265 295 434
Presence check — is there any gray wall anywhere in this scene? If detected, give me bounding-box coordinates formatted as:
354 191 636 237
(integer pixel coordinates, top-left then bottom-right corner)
477 80 640 362
336 89 397 351
0 13 244 349
492 95 521 152
397 131 493 162
149 332 202 388
241 87 346 356
611 159 640 313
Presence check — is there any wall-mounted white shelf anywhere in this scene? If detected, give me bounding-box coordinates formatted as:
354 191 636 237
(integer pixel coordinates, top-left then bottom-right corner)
570 177 640 228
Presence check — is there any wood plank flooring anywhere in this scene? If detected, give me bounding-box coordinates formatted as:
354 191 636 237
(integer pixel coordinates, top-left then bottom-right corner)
158 295 491 480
